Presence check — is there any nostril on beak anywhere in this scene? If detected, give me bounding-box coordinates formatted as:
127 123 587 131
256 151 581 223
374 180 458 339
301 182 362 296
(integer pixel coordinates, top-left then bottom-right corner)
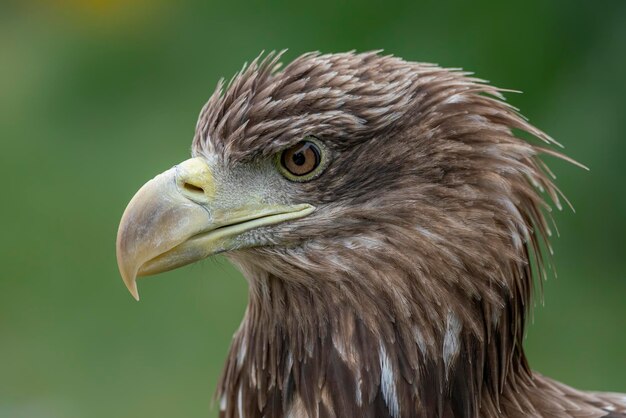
175 158 215 201
183 182 205 194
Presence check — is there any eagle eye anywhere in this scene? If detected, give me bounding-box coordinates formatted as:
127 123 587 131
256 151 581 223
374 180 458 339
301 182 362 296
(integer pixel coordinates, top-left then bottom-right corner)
276 137 327 181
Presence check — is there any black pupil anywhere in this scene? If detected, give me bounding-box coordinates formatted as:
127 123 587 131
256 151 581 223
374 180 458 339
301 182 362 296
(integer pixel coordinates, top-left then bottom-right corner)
292 151 306 166
282 141 321 176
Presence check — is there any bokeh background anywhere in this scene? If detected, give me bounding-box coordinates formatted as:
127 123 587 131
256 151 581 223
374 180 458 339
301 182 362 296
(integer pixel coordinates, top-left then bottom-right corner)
1 0 625 417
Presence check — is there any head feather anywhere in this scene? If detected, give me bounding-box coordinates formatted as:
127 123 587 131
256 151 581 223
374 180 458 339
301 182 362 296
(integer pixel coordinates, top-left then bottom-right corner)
190 51 609 418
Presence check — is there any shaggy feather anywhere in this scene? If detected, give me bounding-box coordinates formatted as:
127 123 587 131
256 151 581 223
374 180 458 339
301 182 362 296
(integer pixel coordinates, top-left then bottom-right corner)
190 51 625 418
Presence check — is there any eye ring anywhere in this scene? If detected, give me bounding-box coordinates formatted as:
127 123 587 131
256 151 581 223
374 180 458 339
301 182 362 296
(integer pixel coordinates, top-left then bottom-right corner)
275 137 328 182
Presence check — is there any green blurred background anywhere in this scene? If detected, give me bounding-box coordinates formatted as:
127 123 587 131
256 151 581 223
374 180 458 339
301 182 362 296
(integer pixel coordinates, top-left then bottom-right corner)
1 0 625 416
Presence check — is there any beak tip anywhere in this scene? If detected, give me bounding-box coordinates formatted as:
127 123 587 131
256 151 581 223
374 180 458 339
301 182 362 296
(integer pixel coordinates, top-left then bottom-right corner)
119 263 141 301
125 276 140 301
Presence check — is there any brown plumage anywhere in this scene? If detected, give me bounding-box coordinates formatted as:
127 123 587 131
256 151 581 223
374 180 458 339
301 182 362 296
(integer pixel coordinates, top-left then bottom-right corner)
120 51 626 417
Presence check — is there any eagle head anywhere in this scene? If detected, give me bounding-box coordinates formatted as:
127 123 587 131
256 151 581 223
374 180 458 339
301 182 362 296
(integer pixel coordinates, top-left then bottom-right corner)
115 52 607 418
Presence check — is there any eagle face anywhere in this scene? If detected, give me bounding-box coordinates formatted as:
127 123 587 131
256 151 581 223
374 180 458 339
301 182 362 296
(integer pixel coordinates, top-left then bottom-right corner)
116 52 626 418
116 51 426 296
118 51 558 299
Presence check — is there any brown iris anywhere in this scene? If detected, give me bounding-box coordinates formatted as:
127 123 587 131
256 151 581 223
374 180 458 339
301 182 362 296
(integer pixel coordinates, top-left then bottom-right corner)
280 140 322 177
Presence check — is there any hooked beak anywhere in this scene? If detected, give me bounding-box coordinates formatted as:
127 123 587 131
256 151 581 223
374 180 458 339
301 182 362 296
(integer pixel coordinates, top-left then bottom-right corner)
115 157 314 300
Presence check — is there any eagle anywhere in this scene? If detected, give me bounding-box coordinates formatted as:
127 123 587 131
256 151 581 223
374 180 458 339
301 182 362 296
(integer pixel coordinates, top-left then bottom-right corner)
116 51 626 418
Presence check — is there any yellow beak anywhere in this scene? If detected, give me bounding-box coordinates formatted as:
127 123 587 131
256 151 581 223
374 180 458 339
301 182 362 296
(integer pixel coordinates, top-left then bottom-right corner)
116 157 314 300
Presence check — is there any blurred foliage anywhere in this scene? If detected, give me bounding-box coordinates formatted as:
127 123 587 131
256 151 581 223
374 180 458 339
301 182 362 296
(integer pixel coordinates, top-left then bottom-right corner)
0 0 625 417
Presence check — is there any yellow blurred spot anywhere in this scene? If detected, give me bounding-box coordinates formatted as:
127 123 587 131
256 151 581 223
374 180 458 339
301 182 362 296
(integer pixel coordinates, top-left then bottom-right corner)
69 0 125 16
68 0 152 18
34 0 169 31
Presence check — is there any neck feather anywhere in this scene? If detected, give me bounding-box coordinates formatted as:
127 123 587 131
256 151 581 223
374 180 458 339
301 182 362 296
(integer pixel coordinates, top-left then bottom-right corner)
218 239 537 418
